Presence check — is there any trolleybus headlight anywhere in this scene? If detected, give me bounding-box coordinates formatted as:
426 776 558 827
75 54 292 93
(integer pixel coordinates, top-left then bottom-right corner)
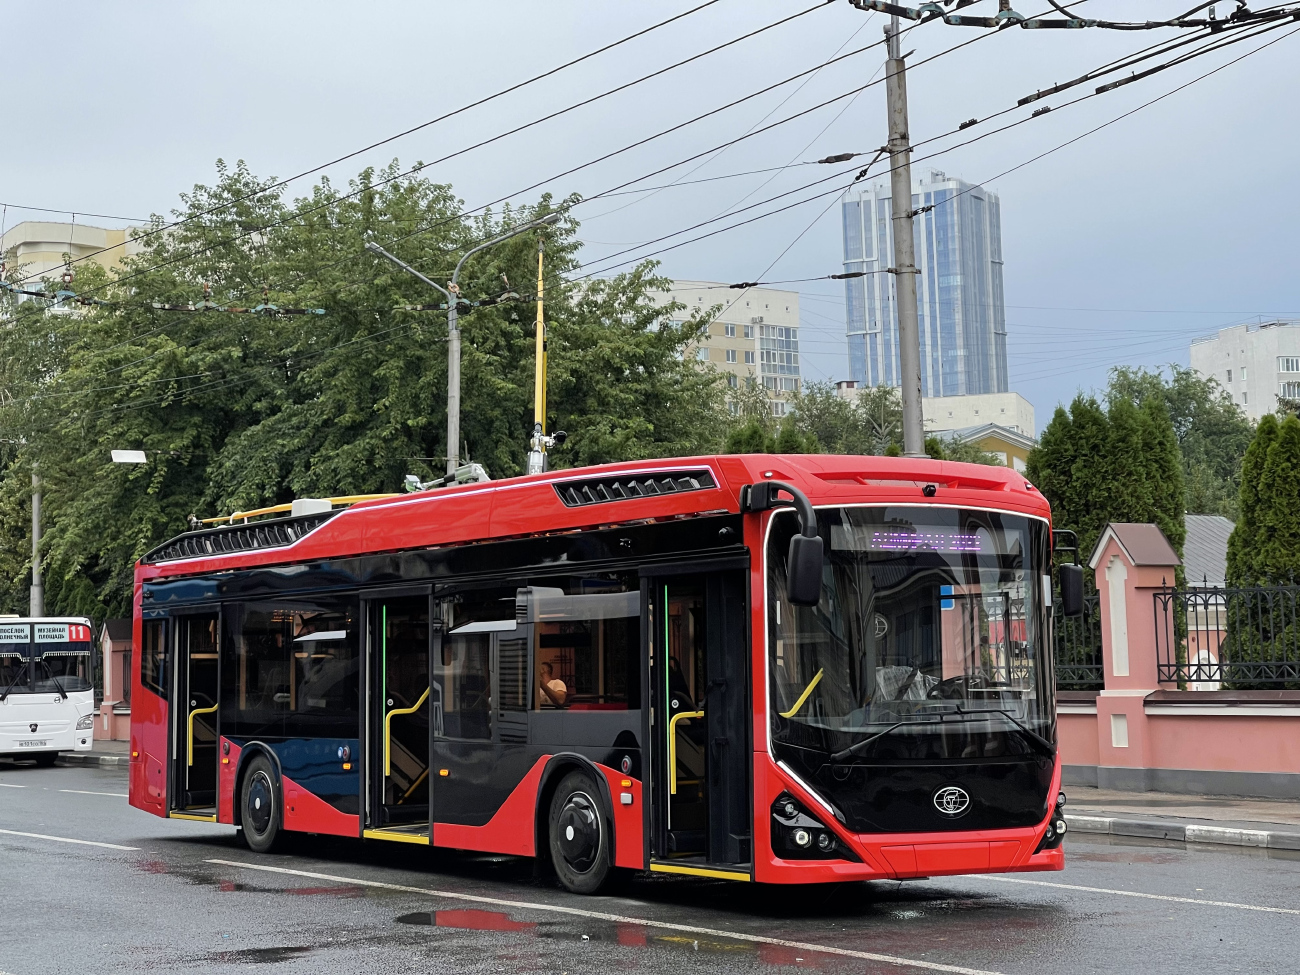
1057 791 1067 808
76 714 94 730
792 828 812 849
816 832 834 852
1055 819 1067 835
781 799 798 819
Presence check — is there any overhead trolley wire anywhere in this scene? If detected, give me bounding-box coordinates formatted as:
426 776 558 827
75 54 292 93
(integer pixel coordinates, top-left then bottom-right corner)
14 0 733 280
1 0 841 319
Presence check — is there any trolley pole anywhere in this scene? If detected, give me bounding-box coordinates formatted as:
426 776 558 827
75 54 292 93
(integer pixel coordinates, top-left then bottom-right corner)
885 14 925 458
527 238 549 475
30 468 43 617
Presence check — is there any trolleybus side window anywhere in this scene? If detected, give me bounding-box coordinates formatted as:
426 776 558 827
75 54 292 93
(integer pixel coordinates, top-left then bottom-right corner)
141 619 167 699
220 597 360 739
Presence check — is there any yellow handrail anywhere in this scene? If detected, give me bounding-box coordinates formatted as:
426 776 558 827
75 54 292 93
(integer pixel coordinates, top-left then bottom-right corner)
779 668 824 719
187 703 218 766
668 710 704 795
199 494 401 525
385 687 430 776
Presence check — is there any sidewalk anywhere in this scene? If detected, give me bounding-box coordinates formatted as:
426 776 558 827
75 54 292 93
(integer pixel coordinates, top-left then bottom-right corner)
1064 784 1300 852
57 738 129 768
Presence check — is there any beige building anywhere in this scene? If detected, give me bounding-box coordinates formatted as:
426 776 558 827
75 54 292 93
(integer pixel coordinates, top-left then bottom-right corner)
1 220 144 284
648 280 802 414
835 384 1035 438
1190 320 1300 421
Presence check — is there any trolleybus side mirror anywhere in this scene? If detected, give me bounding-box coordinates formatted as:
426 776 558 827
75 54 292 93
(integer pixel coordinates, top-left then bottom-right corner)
1059 563 1084 617
741 480 823 607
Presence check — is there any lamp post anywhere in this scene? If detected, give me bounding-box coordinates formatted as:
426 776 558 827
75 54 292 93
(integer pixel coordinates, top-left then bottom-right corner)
366 212 561 475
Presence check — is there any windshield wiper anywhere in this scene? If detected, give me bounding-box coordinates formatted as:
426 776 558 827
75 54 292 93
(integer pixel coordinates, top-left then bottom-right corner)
957 705 1054 758
829 718 942 763
0 660 29 702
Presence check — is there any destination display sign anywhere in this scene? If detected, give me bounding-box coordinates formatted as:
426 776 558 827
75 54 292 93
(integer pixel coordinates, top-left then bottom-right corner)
35 623 93 643
0 624 31 643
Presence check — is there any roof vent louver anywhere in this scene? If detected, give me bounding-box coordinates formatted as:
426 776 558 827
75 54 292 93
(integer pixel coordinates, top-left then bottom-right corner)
143 511 337 564
553 469 717 508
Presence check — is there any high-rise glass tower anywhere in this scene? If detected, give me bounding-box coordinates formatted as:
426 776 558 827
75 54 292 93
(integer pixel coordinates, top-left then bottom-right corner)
842 170 1008 396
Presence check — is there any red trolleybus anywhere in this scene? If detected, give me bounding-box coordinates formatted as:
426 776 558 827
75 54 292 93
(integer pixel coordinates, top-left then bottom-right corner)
129 454 1073 892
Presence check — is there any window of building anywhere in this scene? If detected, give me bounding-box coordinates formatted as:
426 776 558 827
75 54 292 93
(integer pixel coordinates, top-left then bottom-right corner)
724 323 736 337
1227 369 1232 383
1242 392 1248 405
1241 367 1247 380
1280 357 1300 373
727 373 738 388
743 324 754 339
697 347 709 361
772 401 787 416
729 401 739 415
1281 381 1300 398
744 351 755 364
726 349 737 363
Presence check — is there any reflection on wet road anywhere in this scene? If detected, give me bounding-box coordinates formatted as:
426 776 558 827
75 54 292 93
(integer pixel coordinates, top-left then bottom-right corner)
2 762 1299 974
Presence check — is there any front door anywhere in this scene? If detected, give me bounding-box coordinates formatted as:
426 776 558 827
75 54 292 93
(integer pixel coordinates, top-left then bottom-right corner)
649 570 751 867
371 595 431 827
175 613 219 811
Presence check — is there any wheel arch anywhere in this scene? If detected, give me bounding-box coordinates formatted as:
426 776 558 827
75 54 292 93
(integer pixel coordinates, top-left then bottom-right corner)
231 742 282 829
533 752 617 863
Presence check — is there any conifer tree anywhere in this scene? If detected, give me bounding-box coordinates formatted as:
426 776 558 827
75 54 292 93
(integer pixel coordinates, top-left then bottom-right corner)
1252 416 1300 584
1226 414 1279 586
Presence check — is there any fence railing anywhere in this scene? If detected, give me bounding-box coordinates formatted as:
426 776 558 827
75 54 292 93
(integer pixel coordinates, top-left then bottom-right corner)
1053 591 1103 691
1155 583 1300 688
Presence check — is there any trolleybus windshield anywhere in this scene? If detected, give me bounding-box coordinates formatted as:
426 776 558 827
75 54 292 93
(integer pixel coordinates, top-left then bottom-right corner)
767 506 1054 765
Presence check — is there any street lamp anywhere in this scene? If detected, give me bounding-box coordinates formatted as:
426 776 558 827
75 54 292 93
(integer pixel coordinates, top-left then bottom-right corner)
366 212 562 475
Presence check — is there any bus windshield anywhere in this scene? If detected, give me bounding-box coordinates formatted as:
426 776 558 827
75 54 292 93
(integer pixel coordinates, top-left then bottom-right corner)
767 506 1054 764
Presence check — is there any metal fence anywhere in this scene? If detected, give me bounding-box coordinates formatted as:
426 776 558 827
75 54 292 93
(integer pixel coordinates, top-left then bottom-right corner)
1155 583 1300 688
1053 591 1103 691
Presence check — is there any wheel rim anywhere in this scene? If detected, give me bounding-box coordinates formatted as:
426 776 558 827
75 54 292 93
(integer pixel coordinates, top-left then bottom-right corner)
556 791 600 873
246 770 274 835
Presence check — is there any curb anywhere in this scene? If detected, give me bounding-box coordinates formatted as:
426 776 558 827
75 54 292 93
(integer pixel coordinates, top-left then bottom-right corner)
1066 813 1300 851
57 753 129 768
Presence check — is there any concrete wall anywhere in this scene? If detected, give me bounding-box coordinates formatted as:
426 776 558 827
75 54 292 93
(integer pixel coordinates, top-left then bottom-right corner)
1058 526 1300 798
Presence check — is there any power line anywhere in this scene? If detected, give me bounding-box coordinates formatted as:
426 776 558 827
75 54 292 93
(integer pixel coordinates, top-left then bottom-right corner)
0 203 150 224
15 0 734 279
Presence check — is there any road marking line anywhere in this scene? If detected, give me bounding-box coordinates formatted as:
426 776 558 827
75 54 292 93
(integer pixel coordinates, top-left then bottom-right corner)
206 859 1007 975
0 828 138 851
59 789 128 798
973 875 1300 915
0 783 25 788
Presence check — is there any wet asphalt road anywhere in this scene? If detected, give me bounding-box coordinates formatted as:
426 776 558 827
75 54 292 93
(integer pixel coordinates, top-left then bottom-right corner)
2 761 1298 975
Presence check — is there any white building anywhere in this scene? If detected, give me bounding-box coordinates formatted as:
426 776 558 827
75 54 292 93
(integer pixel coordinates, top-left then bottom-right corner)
647 280 802 414
1189 321 1300 421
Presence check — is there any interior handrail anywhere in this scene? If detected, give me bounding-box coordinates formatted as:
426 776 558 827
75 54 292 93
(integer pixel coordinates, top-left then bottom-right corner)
385 687 430 776
779 668 824 719
668 709 704 795
187 703 218 766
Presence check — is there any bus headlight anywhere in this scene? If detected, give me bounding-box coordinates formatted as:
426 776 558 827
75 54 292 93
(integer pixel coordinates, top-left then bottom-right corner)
792 828 812 848
76 714 94 730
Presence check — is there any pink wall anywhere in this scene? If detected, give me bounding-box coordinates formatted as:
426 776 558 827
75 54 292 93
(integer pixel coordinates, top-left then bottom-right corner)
1058 524 1300 793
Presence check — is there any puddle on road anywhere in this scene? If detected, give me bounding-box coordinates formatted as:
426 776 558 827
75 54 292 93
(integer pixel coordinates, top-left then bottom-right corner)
205 945 313 964
397 909 538 932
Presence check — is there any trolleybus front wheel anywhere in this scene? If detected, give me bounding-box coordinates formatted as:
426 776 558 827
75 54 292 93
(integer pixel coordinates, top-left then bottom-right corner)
32 752 57 768
548 770 613 894
240 755 282 853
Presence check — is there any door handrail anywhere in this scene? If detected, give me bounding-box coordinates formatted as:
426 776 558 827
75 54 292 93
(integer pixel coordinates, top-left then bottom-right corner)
187 703 218 766
385 687 430 776
668 709 704 795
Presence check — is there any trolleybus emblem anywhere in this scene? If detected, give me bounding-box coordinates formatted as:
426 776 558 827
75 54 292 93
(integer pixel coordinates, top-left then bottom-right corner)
933 785 970 816
29 723 38 733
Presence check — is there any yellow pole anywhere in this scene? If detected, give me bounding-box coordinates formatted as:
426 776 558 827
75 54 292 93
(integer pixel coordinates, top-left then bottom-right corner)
533 238 546 433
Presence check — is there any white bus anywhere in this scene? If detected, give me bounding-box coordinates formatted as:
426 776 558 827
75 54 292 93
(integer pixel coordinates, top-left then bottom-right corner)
0 618 96 766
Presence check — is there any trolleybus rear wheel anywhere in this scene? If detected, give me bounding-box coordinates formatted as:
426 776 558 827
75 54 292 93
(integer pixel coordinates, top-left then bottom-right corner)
548 770 613 894
240 755 282 853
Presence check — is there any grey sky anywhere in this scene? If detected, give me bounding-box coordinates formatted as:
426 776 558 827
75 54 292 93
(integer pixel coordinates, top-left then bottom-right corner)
4 1 1297 431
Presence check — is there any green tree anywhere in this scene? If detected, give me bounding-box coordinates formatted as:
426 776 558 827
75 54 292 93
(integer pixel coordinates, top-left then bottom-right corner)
0 161 727 617
1226 413 1279 586
1025 392 1184 565
1108 364 1252 517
